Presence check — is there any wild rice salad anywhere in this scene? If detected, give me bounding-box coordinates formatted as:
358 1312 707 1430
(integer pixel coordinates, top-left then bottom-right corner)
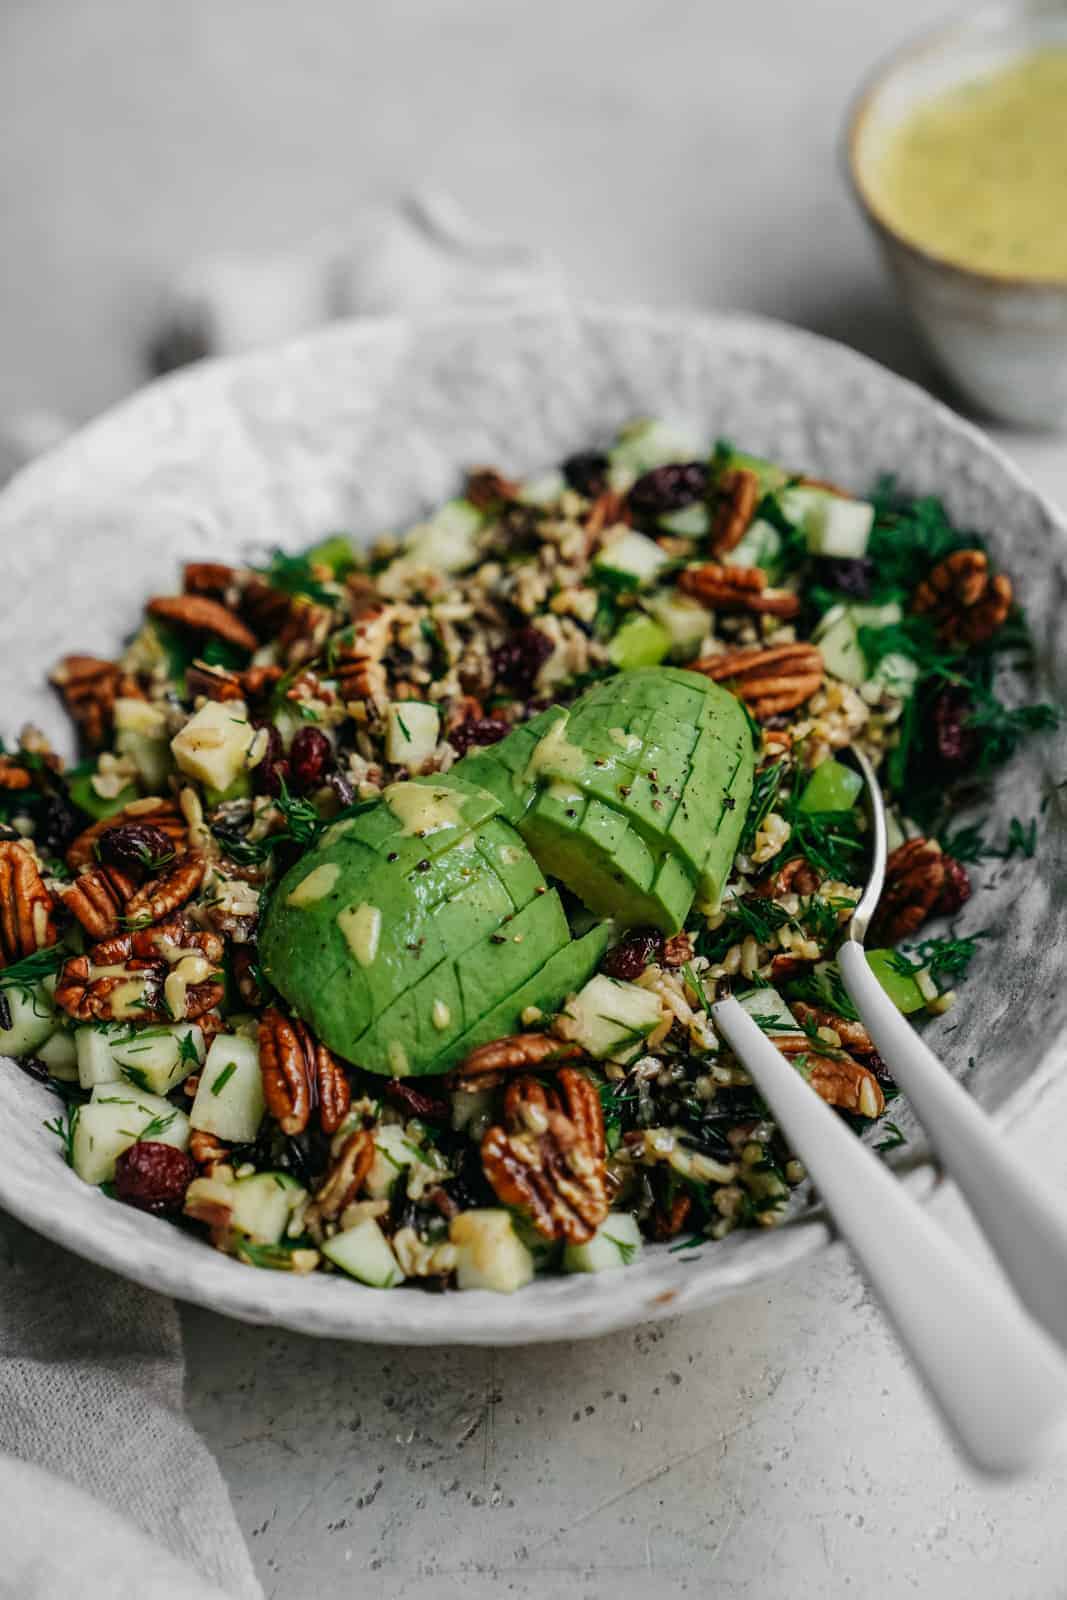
0 419 1055 1292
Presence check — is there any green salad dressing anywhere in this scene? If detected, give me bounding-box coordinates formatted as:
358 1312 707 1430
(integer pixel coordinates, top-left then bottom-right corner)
871 48 1067 279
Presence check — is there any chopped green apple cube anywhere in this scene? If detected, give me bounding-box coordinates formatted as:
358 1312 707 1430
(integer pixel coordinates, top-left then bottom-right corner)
797 758 864 815
560 973 662 1060
323 1217 405 1287
76 1024 128 1088
171 700 255 791
594 529 670 589
0 980 56 1058
607 614 671 671
563 1212 643 1273
189 1034 265 1142
36 1027 79 1081
866 949 926 1014
735 985 798 1036
73 1087 190 1186
112 1022 206 1096
450 1208 534 1293
385 701 440 769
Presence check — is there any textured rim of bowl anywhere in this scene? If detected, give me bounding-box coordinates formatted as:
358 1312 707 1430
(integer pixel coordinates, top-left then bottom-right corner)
2 301 1065 1345
846 0 1067 294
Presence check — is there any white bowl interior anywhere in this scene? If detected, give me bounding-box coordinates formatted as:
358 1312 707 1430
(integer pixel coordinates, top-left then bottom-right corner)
1 304 1065 1344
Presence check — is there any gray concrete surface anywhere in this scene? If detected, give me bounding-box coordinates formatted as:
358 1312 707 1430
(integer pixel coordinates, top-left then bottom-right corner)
6 2 1067 1596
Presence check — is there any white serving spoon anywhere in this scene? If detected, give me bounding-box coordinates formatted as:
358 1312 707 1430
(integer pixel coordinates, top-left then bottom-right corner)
712 749 1067 1475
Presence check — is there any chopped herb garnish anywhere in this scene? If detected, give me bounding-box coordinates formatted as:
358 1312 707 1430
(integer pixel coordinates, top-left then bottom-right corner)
210 1061 238 1096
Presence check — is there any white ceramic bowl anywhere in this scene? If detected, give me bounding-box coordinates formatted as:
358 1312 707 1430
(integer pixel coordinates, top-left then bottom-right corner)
2 305 1066 1344
848 1 1067 428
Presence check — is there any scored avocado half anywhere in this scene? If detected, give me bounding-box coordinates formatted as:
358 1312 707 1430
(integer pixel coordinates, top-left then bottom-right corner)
261 669 755 1076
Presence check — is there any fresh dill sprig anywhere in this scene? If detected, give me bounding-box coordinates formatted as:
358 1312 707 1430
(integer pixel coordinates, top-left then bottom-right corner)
738 761 784 855
890 931 991 984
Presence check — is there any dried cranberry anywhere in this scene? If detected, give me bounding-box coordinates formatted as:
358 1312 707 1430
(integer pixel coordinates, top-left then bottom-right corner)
289 727 333 793
97 822 174 878
384 1079 451 1122
935 856 971 917
38 783 82 854
259 758 291 798
114 1141 197 1215
562 450 610 499
933 687 978 769
627 462 708 519
601 928 665 981
813 557 875 600
448 716 511 757
490 626 554 699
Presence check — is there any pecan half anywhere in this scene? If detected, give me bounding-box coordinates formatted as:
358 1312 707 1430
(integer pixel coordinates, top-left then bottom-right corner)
306 1128 375 1228
258 1006 351 1135
333 606 392 705
465 467 520 510
678 563 800 618
185 661 244 703
0 757 32 792
123 854 206 925
710 467 760 554
147 594 258 654
770 952 814 984
454 1031 583 1090
584 490 630 543
0 841 56 968
183 562 239 598
54 954 162 1022
694 643 823 719
50 655 143 749
790 1000 876 1058
661 931 695 968
66 797 187 871
482 1073 609 1244
189 1129 230 1171
870 837 945 946
651 1192 692 1240
760 856 822 898
60 864 137 939
912 549 1013 648
775 1034 885 1118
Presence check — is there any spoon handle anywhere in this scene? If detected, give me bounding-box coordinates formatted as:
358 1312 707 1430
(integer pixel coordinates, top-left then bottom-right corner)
712 995 1067 1475
839 938 1067 1349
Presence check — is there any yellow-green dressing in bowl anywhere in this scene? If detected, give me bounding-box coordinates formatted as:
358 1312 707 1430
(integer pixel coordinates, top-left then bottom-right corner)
871 48 1067 280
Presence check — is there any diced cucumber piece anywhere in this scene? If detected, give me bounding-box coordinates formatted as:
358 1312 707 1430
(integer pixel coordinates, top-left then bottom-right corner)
735 986 798 1036
73 1088 190 1186
797 759 864 815
518 470 566 505
866 949 926 1014
608 419 702 490
779 487 873 560
866 652 920 702
365 1123 423 1199
812 606 866 687
560 974 662 1061
403 498 484 573
607 614 671 671
593 529 669 589
450 1209 535 1293
0 980 56 1058
229 1171 305 1245
116 728 173 790
112 1022 206 1096
727 517 784 578
323 1217 404 1288
189 1034 265 1142
719 448 788 495
36 1027 79 1081
76 1024 127 1088
304 533 358 575
645 594 711 661
68 774 138 821
385 701 441 769
563 1213 643 1273
657 503 709 538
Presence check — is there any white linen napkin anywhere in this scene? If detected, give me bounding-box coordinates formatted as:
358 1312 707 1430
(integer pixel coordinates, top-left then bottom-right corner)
0 192 560 1598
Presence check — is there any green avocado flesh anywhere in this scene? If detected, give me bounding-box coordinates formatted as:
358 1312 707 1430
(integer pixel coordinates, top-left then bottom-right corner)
261 669 755 1076
455 667 755 930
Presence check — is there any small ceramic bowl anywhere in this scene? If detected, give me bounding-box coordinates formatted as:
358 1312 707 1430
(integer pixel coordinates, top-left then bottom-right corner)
848 1 1067 429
